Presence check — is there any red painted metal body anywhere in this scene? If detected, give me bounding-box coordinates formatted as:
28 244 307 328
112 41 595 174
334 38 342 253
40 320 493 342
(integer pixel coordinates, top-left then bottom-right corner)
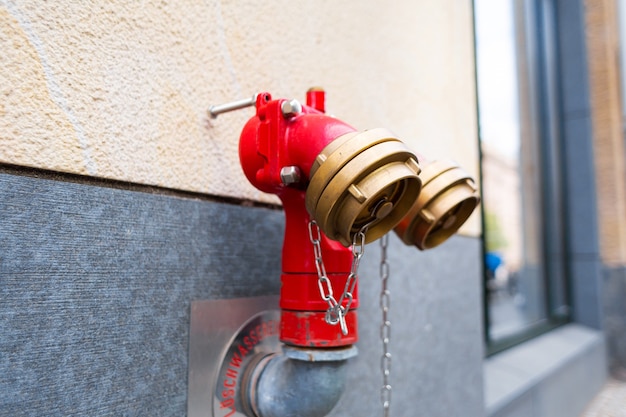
238 91 358 347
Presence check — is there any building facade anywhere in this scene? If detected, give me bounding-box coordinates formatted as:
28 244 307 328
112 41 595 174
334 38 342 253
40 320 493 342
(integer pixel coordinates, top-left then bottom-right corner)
0 1 623 416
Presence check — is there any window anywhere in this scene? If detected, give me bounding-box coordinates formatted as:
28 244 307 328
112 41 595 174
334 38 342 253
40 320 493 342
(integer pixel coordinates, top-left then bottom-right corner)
474 0 570 353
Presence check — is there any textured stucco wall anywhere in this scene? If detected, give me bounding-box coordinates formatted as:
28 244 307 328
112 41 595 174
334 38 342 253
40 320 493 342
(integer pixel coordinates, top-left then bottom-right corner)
0 0 480 234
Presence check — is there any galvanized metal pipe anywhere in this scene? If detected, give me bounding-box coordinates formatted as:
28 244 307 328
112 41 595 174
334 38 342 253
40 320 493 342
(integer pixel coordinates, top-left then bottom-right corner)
245 346 357 417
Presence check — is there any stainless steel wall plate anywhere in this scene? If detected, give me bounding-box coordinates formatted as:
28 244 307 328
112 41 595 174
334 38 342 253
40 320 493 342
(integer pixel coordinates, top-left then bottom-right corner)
187 296 280 417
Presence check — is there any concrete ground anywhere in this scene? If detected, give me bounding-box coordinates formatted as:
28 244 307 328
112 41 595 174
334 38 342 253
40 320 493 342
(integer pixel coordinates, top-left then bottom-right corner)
580 378 626 416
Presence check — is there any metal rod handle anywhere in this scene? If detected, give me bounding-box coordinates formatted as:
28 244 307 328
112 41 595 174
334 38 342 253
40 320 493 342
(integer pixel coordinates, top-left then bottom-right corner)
208 94 257 118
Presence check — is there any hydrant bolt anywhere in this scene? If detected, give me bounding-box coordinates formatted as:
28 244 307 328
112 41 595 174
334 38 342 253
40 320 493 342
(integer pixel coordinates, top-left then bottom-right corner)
280 166 303 185
281 99 303 118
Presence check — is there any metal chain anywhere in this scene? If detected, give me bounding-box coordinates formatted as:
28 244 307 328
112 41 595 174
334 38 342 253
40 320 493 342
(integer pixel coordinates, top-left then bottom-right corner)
308 221 392 415
380 233 392 417
308 220 367 335
337 226 366 318
308 220 341 326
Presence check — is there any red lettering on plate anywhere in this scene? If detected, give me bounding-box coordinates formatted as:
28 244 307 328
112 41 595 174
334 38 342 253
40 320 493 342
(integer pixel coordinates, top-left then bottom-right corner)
218 318 279 417
230 351 243 368
225 367 238 380
220 398 234 409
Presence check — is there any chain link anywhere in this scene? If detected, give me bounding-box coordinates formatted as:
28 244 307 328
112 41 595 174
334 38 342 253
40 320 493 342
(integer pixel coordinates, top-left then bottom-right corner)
308 220 368 335
336 227 366 318
380 233 392 417
308 221 392 415
308 221 341 325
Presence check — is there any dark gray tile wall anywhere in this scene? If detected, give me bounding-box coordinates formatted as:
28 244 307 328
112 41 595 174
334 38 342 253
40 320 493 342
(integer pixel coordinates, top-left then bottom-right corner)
0 171 486 417
332 233 485 417
0 172 284 416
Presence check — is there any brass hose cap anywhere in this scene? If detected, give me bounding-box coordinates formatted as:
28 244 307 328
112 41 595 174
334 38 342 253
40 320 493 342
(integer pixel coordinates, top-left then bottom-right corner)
394 159 480 250
306 128 422 246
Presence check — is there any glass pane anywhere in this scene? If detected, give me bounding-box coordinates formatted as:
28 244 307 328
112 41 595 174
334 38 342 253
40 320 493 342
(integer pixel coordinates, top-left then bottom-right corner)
475 0 548 341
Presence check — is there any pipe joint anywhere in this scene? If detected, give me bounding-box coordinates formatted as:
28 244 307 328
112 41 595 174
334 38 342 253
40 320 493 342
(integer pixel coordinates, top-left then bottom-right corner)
244 346 357 417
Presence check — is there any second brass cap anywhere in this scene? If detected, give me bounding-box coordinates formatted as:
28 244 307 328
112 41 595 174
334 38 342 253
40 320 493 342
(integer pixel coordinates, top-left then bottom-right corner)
394 159 480 250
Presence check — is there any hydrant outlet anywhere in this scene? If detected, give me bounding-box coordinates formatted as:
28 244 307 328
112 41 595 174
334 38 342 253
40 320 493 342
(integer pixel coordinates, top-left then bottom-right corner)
394 159 480 250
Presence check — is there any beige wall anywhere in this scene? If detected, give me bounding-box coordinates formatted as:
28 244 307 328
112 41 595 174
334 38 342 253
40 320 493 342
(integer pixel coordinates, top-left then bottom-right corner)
0 1 480 235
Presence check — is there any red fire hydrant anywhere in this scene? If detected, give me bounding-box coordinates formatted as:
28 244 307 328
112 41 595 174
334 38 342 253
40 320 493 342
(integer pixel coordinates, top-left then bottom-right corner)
238 89 422 348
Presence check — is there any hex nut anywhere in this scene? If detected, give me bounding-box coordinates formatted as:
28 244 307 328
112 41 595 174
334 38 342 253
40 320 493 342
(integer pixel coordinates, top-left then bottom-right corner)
280 166 302 185
281 99 302 118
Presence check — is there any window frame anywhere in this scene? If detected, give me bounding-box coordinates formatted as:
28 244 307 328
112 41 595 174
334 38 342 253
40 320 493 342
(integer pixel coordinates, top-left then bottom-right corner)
475 0 572 356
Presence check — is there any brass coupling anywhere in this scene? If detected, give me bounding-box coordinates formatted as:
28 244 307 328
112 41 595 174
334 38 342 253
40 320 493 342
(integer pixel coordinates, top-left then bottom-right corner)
394 159 480 250
305 128 422 247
